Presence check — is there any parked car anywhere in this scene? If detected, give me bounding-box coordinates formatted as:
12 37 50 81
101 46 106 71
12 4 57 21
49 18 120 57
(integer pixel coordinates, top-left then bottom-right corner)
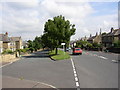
72 48 82 55
66 48 69 51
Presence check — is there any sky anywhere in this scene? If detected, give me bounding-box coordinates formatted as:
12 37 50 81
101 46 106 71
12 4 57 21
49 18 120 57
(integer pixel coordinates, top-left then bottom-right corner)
0 0 119 41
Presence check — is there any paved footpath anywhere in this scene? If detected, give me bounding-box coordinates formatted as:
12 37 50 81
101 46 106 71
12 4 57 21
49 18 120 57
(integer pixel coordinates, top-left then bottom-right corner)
2 76 57 89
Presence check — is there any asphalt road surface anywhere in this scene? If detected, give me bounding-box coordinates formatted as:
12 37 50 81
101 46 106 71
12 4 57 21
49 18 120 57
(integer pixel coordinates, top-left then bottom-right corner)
2 49 119 89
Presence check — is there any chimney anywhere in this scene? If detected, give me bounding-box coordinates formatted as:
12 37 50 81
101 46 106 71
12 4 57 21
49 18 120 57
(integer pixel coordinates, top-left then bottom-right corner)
111 27 114 33
90 34 92 37
96 32 98 36
5 32 8 36
100 28 102 35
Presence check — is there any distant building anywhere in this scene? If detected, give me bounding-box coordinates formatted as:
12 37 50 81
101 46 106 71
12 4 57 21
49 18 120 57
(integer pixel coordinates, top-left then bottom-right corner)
10 37 23 51
0 32 23 53
87 29 102 44
80 36 88 41
0 32 11 52
102 28 120 47
22 40 28 48
0 41 3 53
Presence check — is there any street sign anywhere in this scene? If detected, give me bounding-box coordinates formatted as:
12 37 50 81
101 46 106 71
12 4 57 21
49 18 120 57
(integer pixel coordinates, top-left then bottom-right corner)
74 43 76 46
61 43 65 45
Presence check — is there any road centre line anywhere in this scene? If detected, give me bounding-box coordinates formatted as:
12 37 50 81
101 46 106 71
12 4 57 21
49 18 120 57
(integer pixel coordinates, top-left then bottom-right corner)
71 58 80 89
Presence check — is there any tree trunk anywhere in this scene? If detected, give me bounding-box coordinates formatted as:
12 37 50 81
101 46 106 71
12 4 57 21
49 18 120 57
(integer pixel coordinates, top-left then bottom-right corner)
55 47 58 55
65 45 66 52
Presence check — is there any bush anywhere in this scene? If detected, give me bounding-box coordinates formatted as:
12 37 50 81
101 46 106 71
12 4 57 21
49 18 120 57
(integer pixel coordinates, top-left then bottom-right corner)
113 40 120 48
16 48 30 53
2 50 14 54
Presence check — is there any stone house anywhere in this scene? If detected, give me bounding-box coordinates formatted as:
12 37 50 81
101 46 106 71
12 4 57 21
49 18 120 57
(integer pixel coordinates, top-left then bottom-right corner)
0 32 11 52
0 41 3 53
80 36 88 41
87 30 102 44
0 32 23 52
10 37 23 51
102 28 120 47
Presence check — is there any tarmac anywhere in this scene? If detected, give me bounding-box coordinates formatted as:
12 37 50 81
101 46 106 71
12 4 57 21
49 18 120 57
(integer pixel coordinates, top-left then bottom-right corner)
2 76 57 89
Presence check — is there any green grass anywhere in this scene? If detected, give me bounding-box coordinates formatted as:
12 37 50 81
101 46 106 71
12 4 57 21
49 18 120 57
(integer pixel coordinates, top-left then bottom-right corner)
49 49 70 60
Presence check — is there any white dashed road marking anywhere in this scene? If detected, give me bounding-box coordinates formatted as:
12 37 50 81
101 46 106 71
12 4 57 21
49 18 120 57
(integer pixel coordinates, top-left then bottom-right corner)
98 56 108 60
71 58 80 89
112 60 118 63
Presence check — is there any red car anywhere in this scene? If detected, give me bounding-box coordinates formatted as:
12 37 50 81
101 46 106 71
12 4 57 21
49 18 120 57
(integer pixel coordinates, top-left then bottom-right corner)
73 48 82 55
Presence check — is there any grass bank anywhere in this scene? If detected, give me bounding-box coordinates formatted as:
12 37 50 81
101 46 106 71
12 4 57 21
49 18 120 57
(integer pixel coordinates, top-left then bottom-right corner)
49 49 70 60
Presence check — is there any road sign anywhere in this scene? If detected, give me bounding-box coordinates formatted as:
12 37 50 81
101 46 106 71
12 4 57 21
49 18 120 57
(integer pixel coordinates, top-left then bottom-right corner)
61 43 65 45
74 43 76 46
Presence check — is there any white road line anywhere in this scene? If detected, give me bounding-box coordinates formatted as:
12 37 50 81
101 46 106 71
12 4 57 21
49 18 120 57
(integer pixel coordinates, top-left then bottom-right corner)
99 56 108 60
75 77 78 81
71 58 80 88
76 82 79 87
0 62 13 68
74 70 77 74
74 73 77 77
112 60 118 63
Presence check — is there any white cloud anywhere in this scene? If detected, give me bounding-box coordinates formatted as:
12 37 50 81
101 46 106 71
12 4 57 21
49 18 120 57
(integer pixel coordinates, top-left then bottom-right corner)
0 0 118 40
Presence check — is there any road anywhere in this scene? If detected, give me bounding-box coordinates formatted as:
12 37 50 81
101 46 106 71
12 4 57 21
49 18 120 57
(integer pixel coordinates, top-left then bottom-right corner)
2 50 119 89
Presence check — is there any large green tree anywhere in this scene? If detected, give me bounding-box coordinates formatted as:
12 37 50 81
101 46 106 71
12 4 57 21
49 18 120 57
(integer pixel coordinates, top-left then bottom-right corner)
42 15 76 54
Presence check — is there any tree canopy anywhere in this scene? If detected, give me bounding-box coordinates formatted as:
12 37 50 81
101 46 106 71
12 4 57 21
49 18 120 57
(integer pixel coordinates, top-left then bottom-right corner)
42 15 76 54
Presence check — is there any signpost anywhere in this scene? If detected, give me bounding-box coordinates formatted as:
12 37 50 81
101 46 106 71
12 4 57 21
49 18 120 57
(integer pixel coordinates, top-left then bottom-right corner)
61 43 65 58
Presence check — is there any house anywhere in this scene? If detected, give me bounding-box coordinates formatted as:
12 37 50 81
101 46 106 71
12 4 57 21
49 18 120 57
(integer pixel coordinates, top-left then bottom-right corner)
102 28 120 47
87 29 102 44
10 37 23 51
0 41 3 53
22 40 28 48
0 32 11 52
0 32 23 52
80 36 88 41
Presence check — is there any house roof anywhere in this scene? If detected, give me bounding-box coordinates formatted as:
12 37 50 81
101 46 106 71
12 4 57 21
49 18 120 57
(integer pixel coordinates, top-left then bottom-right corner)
103 29 120 37
10 37 21 41
0 34 10 42
87 36 96 41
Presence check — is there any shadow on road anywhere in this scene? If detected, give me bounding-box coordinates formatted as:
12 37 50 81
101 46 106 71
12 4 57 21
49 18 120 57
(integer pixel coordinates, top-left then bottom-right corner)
22 50 50 58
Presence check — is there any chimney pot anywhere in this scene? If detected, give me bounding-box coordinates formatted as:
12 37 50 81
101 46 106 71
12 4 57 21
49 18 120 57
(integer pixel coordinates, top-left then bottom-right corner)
5 32 8 35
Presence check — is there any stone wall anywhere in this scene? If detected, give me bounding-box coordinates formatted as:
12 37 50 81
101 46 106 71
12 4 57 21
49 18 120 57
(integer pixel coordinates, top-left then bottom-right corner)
0 54 17 63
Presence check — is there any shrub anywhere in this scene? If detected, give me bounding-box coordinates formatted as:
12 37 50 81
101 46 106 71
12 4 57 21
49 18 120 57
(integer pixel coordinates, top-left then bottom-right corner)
2 50 14 54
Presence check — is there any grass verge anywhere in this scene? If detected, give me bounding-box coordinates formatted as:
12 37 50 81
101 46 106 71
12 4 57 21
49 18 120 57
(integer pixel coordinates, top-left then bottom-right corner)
49 49 70 60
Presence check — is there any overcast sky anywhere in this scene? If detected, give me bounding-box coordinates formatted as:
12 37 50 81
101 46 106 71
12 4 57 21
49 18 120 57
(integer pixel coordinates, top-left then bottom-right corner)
0 0 119 41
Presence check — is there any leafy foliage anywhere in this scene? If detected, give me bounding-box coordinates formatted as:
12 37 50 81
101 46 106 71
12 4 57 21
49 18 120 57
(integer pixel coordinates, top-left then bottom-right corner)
42 15 76 54
113 40 120 48
2 50 14 54
27 36 42 52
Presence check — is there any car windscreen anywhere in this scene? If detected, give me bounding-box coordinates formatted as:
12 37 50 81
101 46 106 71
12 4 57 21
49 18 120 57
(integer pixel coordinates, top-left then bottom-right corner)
75 49 80 50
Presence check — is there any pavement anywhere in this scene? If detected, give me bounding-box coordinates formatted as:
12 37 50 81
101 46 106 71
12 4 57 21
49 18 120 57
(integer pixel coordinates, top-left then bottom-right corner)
2 76 57 88
1 49 119 89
